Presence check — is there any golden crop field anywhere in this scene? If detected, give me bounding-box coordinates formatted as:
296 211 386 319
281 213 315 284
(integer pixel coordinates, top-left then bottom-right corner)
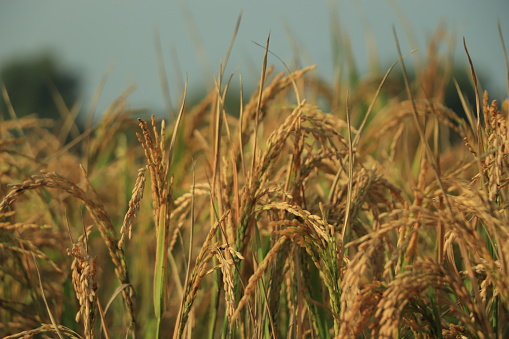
1 27 509 338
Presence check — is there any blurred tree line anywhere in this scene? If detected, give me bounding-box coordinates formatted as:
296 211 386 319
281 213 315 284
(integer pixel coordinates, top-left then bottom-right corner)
0 52 484 138
0 53 81 129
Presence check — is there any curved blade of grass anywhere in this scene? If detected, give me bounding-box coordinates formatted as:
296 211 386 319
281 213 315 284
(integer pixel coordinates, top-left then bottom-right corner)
154 202 168 338
97 299 112 339
463 38 483 157
154 82 187 338
32 253 64 339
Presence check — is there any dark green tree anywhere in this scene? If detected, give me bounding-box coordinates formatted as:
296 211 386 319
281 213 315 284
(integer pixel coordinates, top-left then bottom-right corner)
0 53 80 124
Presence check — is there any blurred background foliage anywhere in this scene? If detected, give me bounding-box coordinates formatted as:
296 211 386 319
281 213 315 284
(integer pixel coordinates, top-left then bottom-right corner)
0 54 81 125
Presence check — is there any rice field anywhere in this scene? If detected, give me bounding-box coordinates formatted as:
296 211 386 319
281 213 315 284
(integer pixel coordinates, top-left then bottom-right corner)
1 25 509 338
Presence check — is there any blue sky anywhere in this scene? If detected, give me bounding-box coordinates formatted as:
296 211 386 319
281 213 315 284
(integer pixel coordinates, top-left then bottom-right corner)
1 0 508 116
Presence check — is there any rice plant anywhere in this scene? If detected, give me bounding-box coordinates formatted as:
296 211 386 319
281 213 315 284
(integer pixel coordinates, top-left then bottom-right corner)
1 24 509 338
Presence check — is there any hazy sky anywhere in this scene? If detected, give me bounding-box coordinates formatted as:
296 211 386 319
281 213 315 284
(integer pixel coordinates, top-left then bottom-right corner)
1 0 508 116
